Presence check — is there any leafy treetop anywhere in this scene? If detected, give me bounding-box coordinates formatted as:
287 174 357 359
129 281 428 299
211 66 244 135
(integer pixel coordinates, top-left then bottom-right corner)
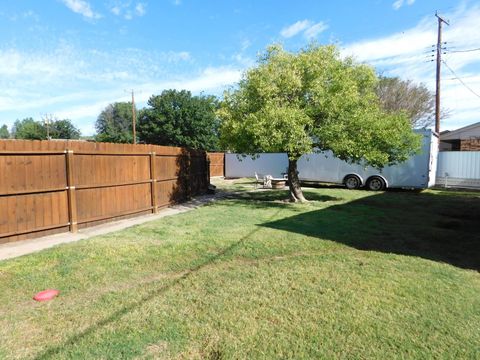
138 89 220 150
11 117 81 140
220 44 420 166
376 76 444 129
219 44 421 201
95 102 135 143
0 124 10 139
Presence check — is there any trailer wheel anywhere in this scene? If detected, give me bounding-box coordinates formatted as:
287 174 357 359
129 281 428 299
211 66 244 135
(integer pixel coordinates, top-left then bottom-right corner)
366 176 386 191
344 175 361 190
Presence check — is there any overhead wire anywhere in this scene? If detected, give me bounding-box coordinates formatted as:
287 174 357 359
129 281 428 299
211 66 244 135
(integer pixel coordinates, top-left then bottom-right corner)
446 47 480 53
442 60 480 99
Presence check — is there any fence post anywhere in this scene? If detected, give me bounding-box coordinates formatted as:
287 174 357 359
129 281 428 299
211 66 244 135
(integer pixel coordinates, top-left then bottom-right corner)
65 150 78 232
150 152 158 213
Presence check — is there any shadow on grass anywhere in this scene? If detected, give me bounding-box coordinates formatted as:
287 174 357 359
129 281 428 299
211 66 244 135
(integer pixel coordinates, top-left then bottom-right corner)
261 191 480 271
226 189 341 203
34 209 283 360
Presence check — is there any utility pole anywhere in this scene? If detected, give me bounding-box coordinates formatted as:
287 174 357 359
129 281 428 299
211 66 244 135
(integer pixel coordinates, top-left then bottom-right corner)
435 12 449 134
131 90 137 144
42 113 52 140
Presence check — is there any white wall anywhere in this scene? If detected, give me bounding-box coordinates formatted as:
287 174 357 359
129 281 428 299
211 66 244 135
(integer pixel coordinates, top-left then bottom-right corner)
436 151 480 188
225 153 288 178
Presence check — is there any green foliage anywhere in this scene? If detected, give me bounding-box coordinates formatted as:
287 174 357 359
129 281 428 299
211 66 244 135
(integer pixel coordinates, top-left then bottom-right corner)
138 89 220 150
50 119 81 139
376 76 436 128
95 102 135 143
12 117 47 140
219 44 421 167
0 124 9 139
12 118 80 140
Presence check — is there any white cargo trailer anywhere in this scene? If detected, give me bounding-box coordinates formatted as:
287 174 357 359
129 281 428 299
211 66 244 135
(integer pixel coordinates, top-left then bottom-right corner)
297 129 439 190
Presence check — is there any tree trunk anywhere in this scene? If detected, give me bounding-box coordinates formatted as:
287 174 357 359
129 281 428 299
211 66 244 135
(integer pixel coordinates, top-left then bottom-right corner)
287 158 307 202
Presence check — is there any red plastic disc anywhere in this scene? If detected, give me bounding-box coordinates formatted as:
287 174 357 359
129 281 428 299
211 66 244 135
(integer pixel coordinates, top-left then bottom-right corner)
33 289 60 302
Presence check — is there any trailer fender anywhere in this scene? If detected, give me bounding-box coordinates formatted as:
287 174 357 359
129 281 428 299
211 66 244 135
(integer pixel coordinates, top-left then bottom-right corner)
343 173 364 189
366 175 388 190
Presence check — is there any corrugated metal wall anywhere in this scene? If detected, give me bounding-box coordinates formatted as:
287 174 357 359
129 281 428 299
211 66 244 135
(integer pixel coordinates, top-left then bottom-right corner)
436 151 480 188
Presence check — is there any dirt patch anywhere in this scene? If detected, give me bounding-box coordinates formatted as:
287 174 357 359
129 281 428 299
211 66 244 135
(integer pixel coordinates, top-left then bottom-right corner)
143 341 169 358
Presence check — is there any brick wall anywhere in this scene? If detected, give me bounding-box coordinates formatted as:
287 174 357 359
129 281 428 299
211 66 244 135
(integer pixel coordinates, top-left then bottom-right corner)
460 139 480 151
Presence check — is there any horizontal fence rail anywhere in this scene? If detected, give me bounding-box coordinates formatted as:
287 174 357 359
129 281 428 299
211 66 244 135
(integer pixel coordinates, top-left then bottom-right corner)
0 140 209 243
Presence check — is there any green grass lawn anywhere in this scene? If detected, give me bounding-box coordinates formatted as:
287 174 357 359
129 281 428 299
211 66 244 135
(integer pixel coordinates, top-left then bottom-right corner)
1 179 479 359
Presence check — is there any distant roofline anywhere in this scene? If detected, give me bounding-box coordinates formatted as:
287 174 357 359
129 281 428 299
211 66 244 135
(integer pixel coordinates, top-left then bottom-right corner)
441 121 480 140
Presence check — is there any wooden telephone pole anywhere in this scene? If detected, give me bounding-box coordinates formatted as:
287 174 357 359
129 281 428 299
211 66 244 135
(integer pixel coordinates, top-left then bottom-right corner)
131 90 137 144
42 113 53 140
435 12 449 134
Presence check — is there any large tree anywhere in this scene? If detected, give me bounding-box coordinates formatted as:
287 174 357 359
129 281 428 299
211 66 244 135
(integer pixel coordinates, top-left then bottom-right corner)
95 102 135 143
219 44 420 202
0 124 9 139
138 90 220 150
49 119 81 139
376 76 438 128
12 118 47 140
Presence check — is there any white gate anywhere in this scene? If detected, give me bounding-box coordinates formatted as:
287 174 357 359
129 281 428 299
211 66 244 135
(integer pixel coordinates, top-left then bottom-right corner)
436 151 480 188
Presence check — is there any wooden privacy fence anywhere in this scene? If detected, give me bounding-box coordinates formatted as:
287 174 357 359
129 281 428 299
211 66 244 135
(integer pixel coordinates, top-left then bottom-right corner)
0 140 209 244
207 152 225 177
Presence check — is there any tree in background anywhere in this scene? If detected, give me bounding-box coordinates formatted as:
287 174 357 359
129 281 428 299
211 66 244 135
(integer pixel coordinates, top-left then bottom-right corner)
219 44 420 202
49 119 81 139
138 90 220 150
95 102 135 143
12 118 47 140
376 76 441 129
0 124 9 139
11 117 80 140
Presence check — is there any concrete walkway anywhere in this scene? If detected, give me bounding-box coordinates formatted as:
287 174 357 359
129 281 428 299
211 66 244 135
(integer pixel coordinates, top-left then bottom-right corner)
0 193 226 261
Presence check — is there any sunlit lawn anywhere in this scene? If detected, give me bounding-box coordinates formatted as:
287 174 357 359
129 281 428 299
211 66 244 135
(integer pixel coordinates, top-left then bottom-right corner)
0 178 479 359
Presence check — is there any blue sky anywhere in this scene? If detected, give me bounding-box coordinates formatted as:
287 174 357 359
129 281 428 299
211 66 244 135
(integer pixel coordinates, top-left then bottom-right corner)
1 0 479 135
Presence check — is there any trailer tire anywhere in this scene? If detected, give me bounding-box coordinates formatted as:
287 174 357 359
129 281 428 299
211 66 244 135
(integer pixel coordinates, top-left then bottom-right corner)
344 175 361 190
366 176 386 191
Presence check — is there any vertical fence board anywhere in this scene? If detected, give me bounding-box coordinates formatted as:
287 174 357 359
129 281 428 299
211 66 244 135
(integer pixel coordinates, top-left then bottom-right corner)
207 152 225 177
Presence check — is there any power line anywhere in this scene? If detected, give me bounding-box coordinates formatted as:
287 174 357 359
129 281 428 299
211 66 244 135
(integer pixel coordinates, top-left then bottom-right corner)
447 47 480 53
442 60 480 99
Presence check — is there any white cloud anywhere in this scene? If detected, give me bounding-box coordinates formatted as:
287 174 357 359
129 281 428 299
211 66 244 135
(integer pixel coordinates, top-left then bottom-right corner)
46 66 241 135
167 51 191 62
135 3 146 16
241 39 251 52
111 6 121 15
281 20 312 38
61 0 101 19
110 1 147 19
281 19 328 40
0 44 235 135
304 22 328 39
393 0 415 10
342 4 480 130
